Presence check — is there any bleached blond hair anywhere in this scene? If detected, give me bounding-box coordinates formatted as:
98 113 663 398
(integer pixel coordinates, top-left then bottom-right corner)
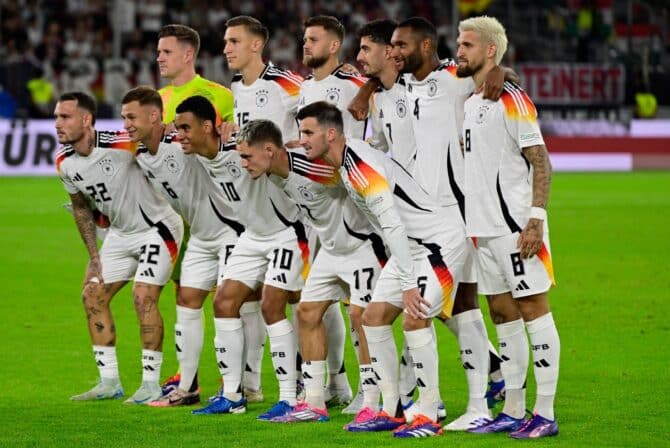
458 16 508 64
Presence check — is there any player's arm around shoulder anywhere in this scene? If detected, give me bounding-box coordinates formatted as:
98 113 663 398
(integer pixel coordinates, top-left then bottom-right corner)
70 190 103 286
517 144 552 259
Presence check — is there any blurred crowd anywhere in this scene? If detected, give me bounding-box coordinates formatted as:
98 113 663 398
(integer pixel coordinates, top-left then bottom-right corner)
1 0 668 119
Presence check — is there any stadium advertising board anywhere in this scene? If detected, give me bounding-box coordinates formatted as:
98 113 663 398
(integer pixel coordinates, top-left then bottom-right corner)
519 63 625 105
0 119 122 176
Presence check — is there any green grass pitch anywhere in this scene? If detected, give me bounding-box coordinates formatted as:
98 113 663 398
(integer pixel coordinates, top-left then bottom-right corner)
1 172 669 447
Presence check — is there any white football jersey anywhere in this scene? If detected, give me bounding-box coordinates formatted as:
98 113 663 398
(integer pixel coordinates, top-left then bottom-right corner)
298 64 367 139
404 60 474 211
231 64 303 142
57 130 178 233
368 77 417 170
271 149 386 260
339 139 458 290
463 82 545 238
197 141 302 237
135 132 244 241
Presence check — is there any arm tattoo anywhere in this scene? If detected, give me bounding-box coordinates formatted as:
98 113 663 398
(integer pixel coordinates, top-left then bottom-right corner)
522 144 552 209
70 192 99 259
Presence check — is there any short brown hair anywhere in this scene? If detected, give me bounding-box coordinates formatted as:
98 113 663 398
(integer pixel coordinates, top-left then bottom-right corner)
59 91 97 125
121 86 163 113
304 15 344 42
158 24 200 56
236 119 283 149
226 16 269 45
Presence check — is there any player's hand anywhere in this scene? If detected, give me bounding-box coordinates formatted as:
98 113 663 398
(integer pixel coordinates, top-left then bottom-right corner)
285 140 302 149
517 218 543 259
341 63 361 75
348 95 369 121
84 257 104 288
483 65 505 101
402 287 430 319
219 122 240 144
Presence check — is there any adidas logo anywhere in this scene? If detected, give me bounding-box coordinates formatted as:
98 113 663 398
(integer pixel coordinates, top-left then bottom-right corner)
462 362 475 370
302 371 313 379
140 267 155 278
72 172 84 182
272 273 287 284
515 280 530 291
416 378 426 388
275 367 287 375
147 171 155 178
96 360 105 367
362 378 377 386
175 344 182 353
143 365 155 371
534 359 551 368
218 361 228 369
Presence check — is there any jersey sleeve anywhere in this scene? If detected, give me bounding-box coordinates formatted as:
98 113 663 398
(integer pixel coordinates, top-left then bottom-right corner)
345 150 415 290
500 85 545 150
214 86 235 123
367 92 389 153
276 71 303 118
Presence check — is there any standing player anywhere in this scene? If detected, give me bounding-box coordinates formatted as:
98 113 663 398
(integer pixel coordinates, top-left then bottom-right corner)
457 16 560 439
222 16 305 400
297 102 468 438
117 86 244 407
391 17 507 430
234 119 387 426
157 24 234 125
56 92 183 404
175 96 308 420
299 15 369 409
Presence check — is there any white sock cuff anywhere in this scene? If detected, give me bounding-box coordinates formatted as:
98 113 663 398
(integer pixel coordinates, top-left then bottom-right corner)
526 312 555 334
404 327 433 349
303 360 326 374
142 349 163 359
443 316 458 334
176 305 203 321
266 318 293 337
214 317 243 332
496 318 526 338
454 308 484 324
362 325 393 343
240 301 260 314
93 345 116 354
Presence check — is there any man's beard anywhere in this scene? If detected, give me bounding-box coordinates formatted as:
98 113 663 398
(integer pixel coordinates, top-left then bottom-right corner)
304 54 329 69
399 50 422 74
457 61 481 78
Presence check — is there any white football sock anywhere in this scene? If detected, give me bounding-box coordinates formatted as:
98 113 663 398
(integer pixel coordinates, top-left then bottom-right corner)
175 305 203 392
398 340 416 406
323 302 348 389
214 317 244 401
405 326 440 421
93 345 119 382
266 319 297 405
527 312 560 420
303 360 326 409
141 349 162 384
496 318 529 418
454 309 490 414
364 325 400 417
240 301 265 392
359 364 379 409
